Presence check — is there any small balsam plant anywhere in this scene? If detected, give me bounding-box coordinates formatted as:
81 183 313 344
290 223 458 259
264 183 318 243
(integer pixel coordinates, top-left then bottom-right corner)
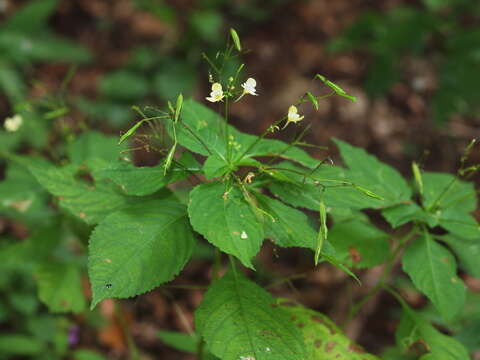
1 29 479 359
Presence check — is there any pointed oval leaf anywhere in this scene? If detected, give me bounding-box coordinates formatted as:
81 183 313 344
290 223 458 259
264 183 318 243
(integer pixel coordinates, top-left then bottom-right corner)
188 182 263 268
255 193 317 249
439 234 480 279
88 197 195 308
333 138 411 207
328 219 390 269
278 301 380 359
396 305 470 360
195 270 307 360
402 233 466 321
95 159 191 196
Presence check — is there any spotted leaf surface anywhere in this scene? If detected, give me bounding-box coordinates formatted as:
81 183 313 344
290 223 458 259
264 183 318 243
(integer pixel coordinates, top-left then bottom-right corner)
278 301 380 360
195 270 307 360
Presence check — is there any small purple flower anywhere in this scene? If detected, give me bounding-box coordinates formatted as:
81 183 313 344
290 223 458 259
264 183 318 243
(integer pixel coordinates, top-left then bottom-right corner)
68 325 80 346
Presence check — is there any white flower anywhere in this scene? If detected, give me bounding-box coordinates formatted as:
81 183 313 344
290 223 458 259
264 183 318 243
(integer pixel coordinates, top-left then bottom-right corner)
4 114 23 132
206 82 225 103
283 105 304 128
241 78 258 96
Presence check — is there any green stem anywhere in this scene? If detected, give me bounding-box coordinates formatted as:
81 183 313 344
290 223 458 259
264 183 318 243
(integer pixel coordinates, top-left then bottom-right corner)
426 177 457 212
180 122 214 156
197 338 205 360
236 93 336 162
224 96 231 162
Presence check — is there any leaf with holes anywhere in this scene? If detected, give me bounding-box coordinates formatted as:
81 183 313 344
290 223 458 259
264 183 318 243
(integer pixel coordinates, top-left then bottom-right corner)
188 182 264 269
88 196 195 308
195 270 307 360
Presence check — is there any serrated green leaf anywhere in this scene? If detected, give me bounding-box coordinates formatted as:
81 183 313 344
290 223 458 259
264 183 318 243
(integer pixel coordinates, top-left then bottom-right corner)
35 262 86 313
422 172 477 213
88 197 195 308
333 138 411 207
13 156 146 224
278 300 380 359
254 193 351 274
328 219 390 268
195 270 307 360
255 193 317 249
438 209 480 239
381 202 433 228
396 305 470 360
268 162 384 214
402 233 465 321
68 131 126 168
188 182 263 269
95 154 197 196
419 172 479 238
440 234 480 279
202 153 230 179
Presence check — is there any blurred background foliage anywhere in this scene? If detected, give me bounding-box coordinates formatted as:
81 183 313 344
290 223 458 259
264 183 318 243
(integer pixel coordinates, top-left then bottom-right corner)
0 0 479 359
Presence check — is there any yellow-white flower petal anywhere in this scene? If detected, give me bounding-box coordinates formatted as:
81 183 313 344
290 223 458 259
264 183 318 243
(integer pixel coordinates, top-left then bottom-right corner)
206 82 225 102
241 78 258 96
4 114 23 132
287 105 304 123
